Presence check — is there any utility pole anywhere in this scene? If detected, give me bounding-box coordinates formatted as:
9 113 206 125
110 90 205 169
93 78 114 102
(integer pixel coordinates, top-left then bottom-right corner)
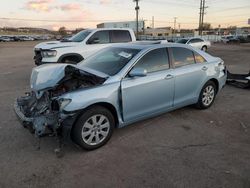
199 0 207 36
152 16 154 29
134 0 140 37
201 0 205 36
198 0 203 35
173 17 177 36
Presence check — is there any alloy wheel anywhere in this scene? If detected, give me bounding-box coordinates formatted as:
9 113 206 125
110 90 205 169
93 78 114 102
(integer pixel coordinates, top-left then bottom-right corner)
81 114 110 146
202 85 215 106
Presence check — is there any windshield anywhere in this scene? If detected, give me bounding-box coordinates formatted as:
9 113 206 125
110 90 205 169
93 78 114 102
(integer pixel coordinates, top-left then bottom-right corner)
78 47 141 76
70 30 92 42
176 39 188 44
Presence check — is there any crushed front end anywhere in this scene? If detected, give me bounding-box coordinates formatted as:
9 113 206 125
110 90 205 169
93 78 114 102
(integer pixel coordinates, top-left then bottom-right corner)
14 91 62 137
14 64 106 154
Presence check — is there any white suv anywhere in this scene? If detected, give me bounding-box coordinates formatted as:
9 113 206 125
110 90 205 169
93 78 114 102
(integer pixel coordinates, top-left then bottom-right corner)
34 28 136 65
176 37 211 51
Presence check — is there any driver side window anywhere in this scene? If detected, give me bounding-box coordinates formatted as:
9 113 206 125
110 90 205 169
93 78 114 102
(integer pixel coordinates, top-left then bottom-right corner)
133 48 170 73
87 31 110 44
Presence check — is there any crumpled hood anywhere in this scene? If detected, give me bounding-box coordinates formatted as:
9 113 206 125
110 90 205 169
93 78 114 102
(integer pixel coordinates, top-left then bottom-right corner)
30 63 108 94
30 64 70 92
34 41 79 50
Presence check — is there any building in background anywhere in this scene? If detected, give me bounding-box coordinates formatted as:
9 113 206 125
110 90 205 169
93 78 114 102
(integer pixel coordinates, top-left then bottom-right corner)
97 21 144 32
144 27 172 37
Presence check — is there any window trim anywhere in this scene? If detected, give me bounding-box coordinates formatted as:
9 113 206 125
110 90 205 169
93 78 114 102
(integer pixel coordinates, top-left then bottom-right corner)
169 47 197 69
125 47 171 77
86 30 111 45
188 38 204 44
193 51 207 64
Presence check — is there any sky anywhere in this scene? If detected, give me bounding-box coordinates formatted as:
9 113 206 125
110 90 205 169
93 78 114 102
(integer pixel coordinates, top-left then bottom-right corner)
0 0 249 30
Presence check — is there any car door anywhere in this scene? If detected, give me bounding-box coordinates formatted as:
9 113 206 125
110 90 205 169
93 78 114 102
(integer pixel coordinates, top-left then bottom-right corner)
121 48 175 122
170 47 208 106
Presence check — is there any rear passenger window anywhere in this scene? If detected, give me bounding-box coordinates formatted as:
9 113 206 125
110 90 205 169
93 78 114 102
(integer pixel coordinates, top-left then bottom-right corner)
194 52 206 63
133 48 169 73
172 47 195 68
111 30 132 43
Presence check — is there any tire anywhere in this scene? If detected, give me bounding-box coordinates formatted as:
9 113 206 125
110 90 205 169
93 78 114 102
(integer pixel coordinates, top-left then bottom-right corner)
72 106 115 150
196 81 217 109
201 45 207 52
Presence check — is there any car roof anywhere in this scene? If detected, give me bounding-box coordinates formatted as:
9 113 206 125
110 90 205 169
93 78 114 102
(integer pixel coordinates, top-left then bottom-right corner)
109 42 196 50
86 28 133 32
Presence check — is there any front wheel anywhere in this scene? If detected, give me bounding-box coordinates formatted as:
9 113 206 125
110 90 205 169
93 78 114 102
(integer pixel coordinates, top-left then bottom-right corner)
72 106 115 150
196 81 217 109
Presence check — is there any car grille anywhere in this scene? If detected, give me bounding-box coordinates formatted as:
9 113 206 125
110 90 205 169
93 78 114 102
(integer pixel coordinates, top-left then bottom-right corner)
34 49 42 65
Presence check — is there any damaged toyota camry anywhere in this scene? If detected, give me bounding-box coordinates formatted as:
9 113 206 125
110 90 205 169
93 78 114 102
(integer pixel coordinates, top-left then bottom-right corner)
14 43 227 150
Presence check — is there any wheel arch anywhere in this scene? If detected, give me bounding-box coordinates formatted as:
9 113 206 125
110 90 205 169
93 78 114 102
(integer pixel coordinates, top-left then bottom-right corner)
208 78 219 93
57 53 84 63
201 45 207 50
71 102 119 131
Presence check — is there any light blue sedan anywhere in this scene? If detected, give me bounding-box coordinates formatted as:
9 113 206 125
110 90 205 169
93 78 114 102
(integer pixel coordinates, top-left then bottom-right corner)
14 43 227 150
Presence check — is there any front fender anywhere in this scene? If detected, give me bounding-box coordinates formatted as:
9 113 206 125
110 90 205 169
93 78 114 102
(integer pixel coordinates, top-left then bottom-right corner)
62 82 121 114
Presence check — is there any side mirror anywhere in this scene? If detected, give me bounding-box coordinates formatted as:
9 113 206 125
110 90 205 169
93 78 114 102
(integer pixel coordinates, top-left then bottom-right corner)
129 68 147 77
88 37 100 44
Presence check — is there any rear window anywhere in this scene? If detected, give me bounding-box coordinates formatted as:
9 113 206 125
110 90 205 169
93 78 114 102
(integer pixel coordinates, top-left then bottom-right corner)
176 39 188 44
189 38 203 43
194 52 206 63
172 47 195 68
111 30 132 43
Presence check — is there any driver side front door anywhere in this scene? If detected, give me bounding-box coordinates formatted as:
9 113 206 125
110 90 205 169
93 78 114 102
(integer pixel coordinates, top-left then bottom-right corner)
121 48 175 122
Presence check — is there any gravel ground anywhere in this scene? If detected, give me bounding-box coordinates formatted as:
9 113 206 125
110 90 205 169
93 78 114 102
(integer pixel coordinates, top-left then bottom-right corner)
0 41 249 188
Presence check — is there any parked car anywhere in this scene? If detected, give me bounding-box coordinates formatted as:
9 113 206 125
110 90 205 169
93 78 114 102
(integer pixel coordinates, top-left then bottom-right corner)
19 36 35 41
235 35 250 43
14 43 227 150
33 28 136 65
220 35 240 44
0 36 12 42
176 37 211 51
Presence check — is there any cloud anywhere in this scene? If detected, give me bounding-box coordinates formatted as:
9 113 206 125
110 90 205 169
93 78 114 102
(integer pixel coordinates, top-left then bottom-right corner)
100 0 112 5
25 0 54 12
59 3 81 11
24 1 82 12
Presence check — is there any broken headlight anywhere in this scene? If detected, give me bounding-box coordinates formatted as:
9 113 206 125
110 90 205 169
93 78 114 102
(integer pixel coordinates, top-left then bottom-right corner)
58 98 72 111
41 50 57 58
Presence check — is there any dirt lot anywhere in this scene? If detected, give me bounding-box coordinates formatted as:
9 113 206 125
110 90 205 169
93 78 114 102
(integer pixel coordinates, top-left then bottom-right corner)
0 41 249 188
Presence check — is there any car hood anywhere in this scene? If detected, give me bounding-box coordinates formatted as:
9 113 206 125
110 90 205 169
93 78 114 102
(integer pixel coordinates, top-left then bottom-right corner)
34 40 79 50
30 64 108 94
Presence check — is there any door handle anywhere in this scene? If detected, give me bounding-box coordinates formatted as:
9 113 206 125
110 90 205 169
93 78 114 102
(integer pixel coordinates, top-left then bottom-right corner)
202 66 208 71
165 74 174 80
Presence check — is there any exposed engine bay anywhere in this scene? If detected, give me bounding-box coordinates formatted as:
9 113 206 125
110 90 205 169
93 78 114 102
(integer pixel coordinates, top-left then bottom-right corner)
15 65 106 138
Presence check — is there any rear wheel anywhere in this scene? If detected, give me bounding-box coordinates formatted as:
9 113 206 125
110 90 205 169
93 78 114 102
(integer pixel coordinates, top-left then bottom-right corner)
196 81 217 109
72 106 115 150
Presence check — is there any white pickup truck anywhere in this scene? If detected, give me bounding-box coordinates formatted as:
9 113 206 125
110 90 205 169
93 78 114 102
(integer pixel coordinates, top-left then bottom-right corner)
34 28 136 65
